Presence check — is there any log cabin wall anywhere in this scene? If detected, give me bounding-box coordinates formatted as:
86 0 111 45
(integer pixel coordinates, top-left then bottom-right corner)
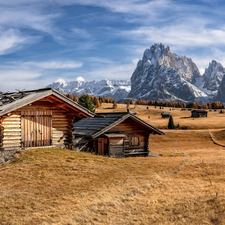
0 100 75 155
18 101 72 148
0 111 21 163
108 118 149 156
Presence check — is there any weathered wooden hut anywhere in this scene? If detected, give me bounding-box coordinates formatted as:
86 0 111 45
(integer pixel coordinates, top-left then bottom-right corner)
73 112 164 158
0 88 94 164
191 110 207 117
161 112 171 118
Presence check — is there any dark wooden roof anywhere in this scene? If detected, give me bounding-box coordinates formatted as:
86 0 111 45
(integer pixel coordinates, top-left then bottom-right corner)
191 110 207 113
161 112 171 115
73 112 164 138
0 88 95 118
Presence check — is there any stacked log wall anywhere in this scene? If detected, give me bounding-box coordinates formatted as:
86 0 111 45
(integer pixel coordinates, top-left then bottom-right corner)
108 118 149 155
0 101 73 153
0 111 21 163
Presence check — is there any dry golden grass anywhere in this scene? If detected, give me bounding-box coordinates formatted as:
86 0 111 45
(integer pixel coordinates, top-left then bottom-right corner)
96 103 225 130
1 145 225 225
1 103 225 224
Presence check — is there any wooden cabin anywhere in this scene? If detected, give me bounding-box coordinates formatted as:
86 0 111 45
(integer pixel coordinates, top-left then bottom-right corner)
161 112 171 118
191 110 207 117
73 112 164 158
0 88 94 164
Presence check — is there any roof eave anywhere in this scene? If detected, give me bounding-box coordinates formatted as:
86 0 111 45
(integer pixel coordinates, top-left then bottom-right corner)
0 88 95 118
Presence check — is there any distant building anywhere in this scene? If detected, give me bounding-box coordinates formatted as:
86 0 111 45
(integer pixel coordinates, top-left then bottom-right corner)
161 112 171 118
191 110 208 117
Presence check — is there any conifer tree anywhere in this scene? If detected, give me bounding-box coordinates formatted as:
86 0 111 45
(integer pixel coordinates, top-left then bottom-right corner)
113 101 117 109
78 94 95 113
168 115 175 129
96 99 101 107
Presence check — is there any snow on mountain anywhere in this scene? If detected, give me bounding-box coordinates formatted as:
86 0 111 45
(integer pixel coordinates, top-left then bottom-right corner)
128 43 207 102
216 74 225 103
202 60 225 91
127 43 225 103
47 78 131 101
47 44 225 103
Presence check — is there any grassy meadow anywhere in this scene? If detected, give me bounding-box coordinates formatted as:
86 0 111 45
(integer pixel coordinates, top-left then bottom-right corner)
1 103 225 224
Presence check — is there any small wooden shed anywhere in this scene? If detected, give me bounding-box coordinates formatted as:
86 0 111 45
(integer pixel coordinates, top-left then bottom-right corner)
73 112 164 158
161 112 171 118
191 110 208 117
0 88 94 164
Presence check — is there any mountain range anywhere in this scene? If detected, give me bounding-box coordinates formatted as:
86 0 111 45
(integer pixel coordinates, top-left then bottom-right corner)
47 77 131 101
47 43 225 103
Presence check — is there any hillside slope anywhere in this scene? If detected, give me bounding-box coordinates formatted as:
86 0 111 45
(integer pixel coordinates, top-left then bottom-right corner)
1 145 225 224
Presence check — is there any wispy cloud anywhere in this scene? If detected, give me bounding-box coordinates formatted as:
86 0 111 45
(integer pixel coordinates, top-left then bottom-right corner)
23 61 83 69
71 28 90 38
0 27 40 55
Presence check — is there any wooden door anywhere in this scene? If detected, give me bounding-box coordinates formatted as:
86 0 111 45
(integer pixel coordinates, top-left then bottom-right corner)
21 111 52 148
98 138 104 155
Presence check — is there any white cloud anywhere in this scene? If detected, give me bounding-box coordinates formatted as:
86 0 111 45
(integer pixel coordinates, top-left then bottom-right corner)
0 27 40 55
82 63 135 80
120 22 225 49
23 61 83 69
0 70 42 92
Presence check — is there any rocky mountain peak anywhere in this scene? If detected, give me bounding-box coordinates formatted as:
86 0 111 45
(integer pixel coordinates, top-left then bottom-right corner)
129 43 203 102
203 60 225 91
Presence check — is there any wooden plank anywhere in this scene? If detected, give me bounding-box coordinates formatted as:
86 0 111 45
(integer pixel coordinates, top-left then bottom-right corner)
3 136 21 140
52 126 69 129
2 133 21 137
37 111 39 146
124 148 145 153
3 128 21 132
52 130 68 134
52 122 69 126
2 121 21 125
3 140 21 144
52 141 68 145
4 115 21 118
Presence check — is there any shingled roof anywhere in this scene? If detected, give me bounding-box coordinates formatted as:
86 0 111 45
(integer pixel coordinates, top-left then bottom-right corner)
0 88 95 117
73 112 164 138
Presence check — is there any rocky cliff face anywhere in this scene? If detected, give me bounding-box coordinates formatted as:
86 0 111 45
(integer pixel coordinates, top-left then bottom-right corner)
128 43 207 102
47 43 225 103
216 74 225 103
202 60 225 91
47 77 131 101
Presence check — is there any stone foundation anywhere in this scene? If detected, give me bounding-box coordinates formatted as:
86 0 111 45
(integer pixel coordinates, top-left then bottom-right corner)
0 149 18 165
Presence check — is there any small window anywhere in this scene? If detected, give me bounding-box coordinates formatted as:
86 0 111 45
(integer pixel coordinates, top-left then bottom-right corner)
131 137 139 146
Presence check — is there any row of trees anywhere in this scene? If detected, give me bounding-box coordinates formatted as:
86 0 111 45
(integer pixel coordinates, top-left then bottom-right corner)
65 94 117 112
135 99 225 109
65 93 225 112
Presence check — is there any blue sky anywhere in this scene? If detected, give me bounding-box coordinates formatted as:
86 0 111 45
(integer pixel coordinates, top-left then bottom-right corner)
1 0 225 91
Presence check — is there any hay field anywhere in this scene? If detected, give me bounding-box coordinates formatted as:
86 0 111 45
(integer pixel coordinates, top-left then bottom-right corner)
1 146 225 225
1 103 225 224
96 103 225 129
